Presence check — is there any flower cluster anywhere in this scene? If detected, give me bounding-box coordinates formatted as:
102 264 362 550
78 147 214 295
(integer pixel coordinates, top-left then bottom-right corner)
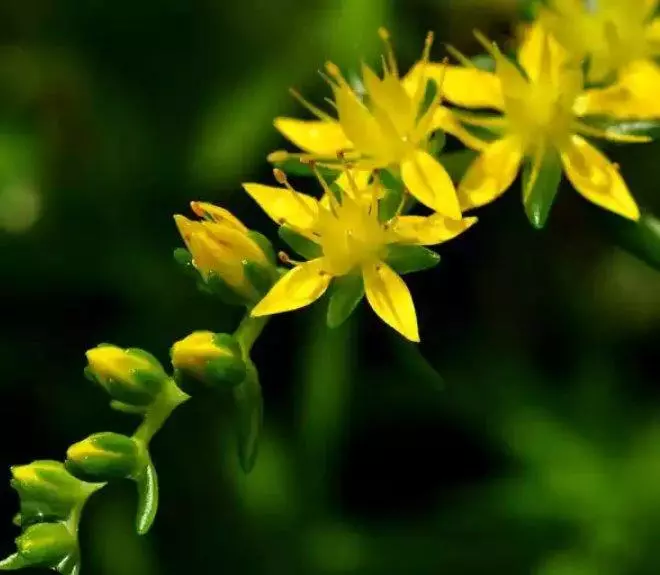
4 2 660 573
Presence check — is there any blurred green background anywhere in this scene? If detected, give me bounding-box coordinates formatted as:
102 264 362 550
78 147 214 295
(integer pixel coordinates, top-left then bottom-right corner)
2 0 660 573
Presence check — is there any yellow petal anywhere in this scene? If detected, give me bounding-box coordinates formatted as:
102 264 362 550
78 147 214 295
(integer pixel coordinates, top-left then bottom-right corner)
419 63 504 110
517 19 569 86
251 259 332 316
458 135 523 211
202 221 267 264
560 135 640 220
361 64 414 135
190 202 248 232
430 108 493 152
333 85 391 161
400 149 461 218
362 261 419 342
574 60 660 119
242 183 319 231
273 117 352 156
391 214 478 246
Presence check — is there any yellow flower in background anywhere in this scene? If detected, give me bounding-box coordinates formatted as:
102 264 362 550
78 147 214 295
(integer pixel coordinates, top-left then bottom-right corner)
242 167 476 342
541 0 660 118
420 21 648 222
174 202 272 298
270 29 484 219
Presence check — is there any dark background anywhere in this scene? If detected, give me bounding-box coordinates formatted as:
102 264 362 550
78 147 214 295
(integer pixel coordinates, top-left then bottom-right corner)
1 0 660 573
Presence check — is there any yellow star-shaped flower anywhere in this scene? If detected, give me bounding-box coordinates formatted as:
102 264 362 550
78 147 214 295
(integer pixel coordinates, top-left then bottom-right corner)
419 21 650 222
270 29 484 220
542 0 660 118
242 167 476 342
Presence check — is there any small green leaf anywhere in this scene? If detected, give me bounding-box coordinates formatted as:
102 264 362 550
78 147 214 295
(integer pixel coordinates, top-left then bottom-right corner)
246 230 277 264
327 274 365 329
471 53 496 72
204 272 247 306
596 209 660 271
278 224 322 260
0 552 29 571
243 260 275 297
427 131 446 157
417 78 438 121
385 244 441 275
135 457 159 535
580 115 660 140
378 169 405 222
522 148 563 229
439 150 479 182
233 362 262 474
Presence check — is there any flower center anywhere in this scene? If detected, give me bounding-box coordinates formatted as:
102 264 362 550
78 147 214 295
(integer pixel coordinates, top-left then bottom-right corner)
317 193 388 276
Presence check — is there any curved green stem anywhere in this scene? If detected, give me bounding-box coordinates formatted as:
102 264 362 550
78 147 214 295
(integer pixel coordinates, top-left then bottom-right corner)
132 379 190 445
234 314 269 355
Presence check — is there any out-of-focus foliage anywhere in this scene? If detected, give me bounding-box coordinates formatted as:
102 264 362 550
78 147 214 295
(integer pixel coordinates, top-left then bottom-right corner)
1 0 660 574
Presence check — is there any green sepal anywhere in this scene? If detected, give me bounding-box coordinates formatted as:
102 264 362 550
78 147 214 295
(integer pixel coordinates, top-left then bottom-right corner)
10 461 88 518
243 260 275 298
0 552 28 570
212 333 242 357
438 150 479 182
203 356 247 389
327 273 365 329
204 272 247 306
378 169 405 222
522 148 563 229
580 115 660 140
384 244 441 275
65 432 142 482
268 154 337 178
173 248 196 278
417 78 438 122
246 230 277 265
595 209 660 271
14 523 76 569
278 224 322 260
109 400 147 415
135 456 159 535
233 361 262 474
427 131 446 157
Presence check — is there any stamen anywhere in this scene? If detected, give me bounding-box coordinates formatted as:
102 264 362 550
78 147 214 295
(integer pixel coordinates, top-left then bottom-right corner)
190 201 207 219
267 150 291 163
278 251 302 266
273 168 317 217
378 27 399 78
444 44 476 68
473 30 499 58
289 88 334 122
302 158 340 214
337 151 362 199
325 62 349 88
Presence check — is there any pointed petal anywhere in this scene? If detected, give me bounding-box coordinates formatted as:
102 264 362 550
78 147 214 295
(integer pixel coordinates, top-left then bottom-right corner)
560 135 640 221
274 117 352 156
333 85 391 161
575 60 660 119
517 19 569 86
420 63 504 110
251 259 332 316
400 150 461 218
361 64 414 135
362 261 419 342
242 183 319 231
458 136 523 210
191 202 248 232
391 214 478 246
428 107 491 151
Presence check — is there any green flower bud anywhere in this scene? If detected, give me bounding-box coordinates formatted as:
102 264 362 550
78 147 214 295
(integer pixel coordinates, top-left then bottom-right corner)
85 344 169 407
65 432 144 482
10 461 89 521
15 522 76 568
171 331 246 394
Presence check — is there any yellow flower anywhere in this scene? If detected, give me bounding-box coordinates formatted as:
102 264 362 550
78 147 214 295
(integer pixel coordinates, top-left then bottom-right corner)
270 29 483 219
174 201 272 299
541 0 660 118
423 22 648 221
242 167 476 342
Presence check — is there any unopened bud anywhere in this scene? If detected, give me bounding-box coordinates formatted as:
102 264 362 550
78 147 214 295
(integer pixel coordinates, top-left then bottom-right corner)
85 344 169 407
10 461 89 521
65 432 143 482
171 331 246 394
15 522 76 568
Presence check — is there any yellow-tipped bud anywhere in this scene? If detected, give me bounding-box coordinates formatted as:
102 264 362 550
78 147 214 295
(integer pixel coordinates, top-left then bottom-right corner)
171 331 246 393
174 203 276 304
84 345 168 407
